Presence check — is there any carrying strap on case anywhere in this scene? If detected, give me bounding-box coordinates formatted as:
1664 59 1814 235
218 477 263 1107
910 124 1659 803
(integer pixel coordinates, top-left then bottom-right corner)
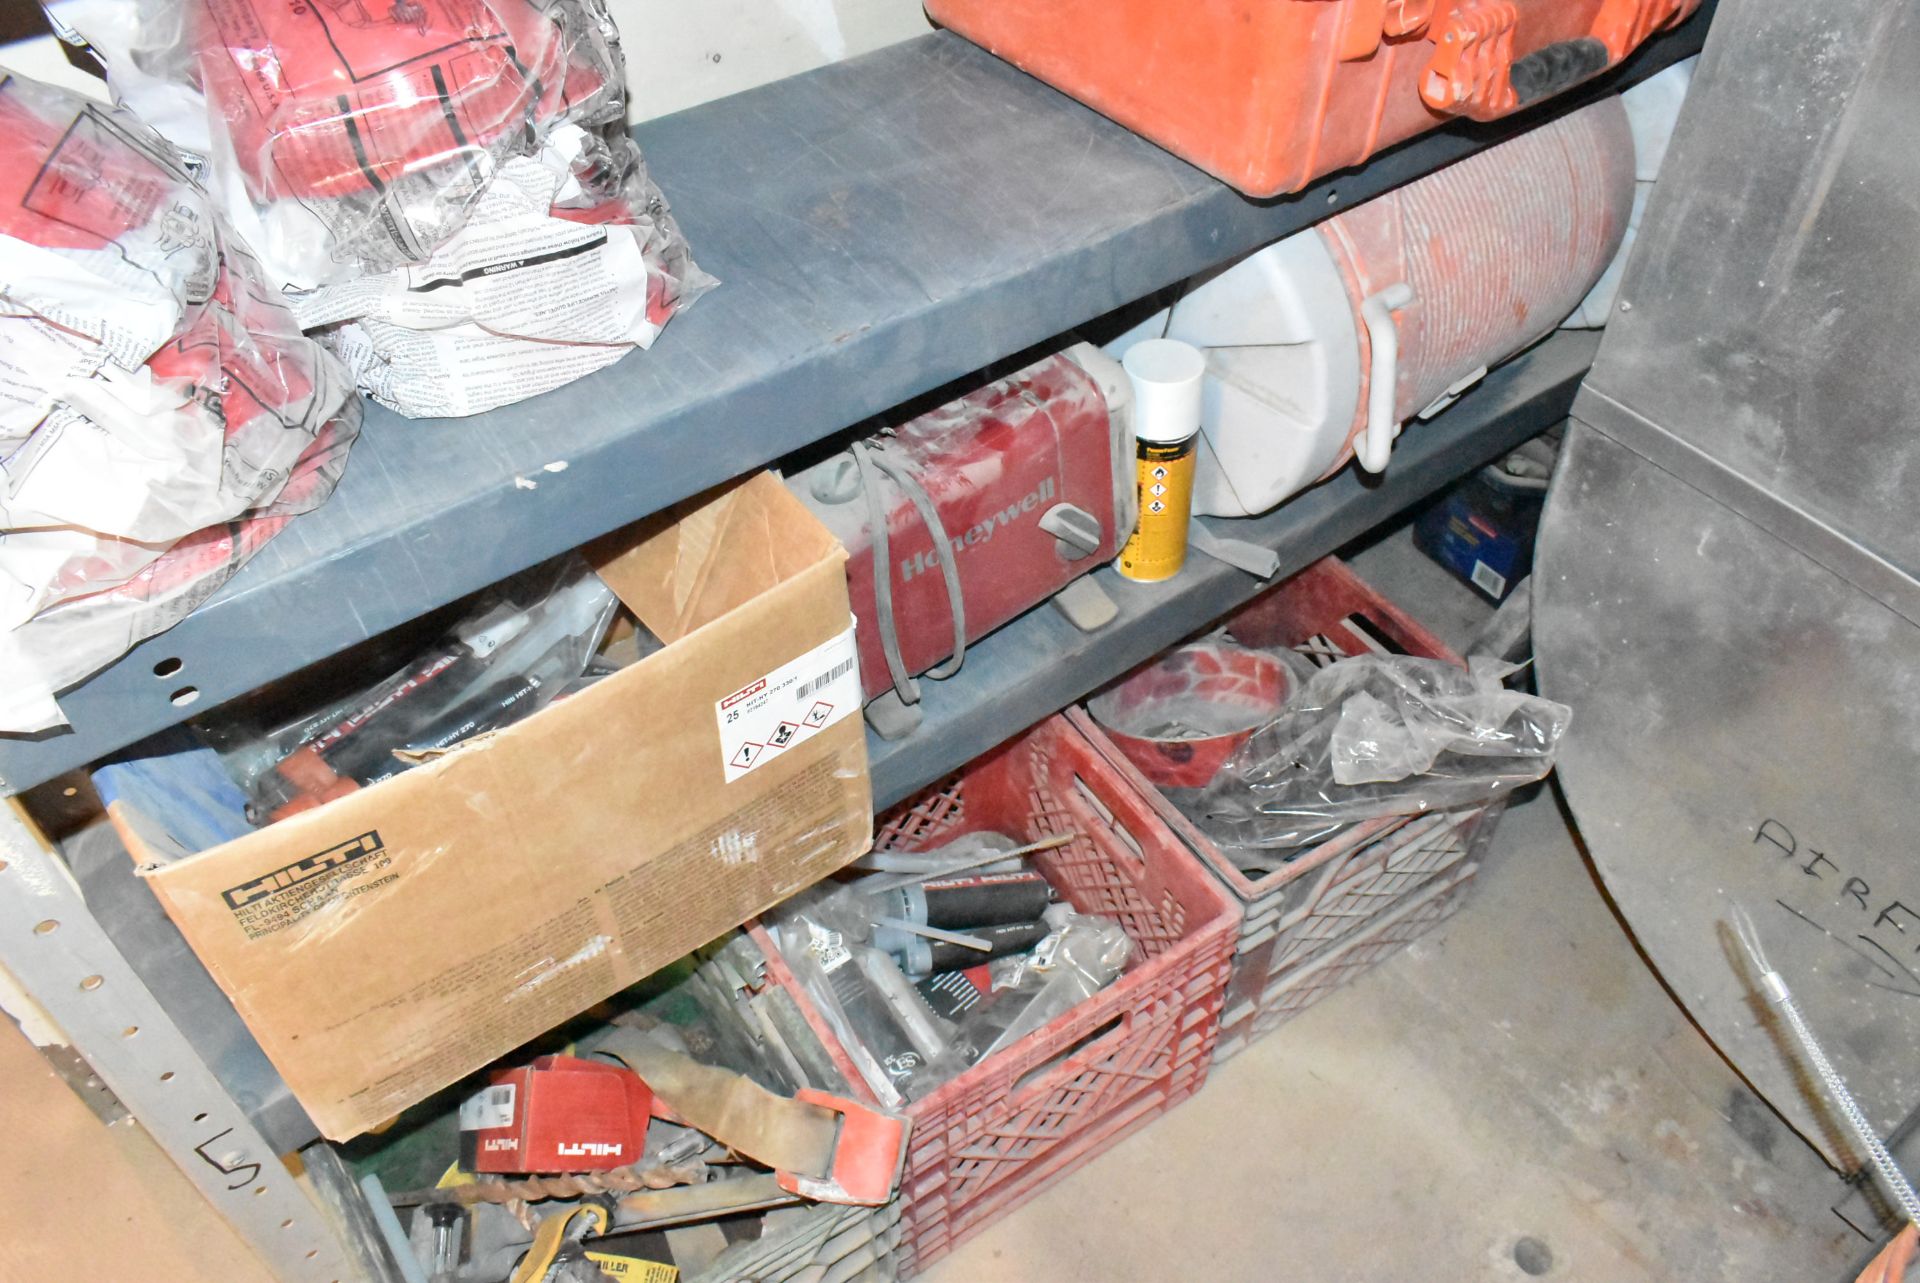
595 1032 909 1207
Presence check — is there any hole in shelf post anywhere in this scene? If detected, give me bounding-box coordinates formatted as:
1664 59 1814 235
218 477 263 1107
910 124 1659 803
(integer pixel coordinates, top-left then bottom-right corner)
170 686 200 707
152 657 183 678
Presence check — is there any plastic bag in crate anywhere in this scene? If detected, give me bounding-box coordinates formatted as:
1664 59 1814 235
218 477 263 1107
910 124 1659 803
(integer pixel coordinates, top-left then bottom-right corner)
1072 557 1517 1059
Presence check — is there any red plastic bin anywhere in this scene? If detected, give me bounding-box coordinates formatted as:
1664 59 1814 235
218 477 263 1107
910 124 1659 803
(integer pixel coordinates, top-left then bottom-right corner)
751 714 1239 1276
1070 556 1503 1061
1248 859 1483 1029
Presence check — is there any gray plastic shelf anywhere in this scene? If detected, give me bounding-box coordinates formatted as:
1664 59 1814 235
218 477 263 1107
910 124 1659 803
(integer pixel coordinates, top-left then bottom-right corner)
0 17 1708 794
870 329 1600 810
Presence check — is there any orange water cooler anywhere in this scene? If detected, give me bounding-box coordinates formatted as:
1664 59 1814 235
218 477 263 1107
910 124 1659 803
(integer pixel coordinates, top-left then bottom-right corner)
1108 95 1639 516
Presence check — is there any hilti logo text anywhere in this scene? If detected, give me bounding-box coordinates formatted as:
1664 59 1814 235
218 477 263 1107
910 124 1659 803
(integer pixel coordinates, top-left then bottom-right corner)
221 832 384 909
482 1138 519 1152
557 1141 623 1158
721 678 766 709
899 476 1057 581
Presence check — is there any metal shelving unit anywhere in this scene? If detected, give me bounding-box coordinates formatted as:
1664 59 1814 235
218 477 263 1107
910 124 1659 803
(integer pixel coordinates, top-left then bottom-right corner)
36 324 1598 1166
0 9 1710 1280
0 18 1708 795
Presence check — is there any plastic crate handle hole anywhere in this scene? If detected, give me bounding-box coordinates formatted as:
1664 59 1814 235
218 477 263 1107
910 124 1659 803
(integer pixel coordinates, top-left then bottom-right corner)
1008 1011 1130 1100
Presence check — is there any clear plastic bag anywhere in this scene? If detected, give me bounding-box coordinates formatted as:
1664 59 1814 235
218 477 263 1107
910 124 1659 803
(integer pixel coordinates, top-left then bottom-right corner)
57 0 614 280
52 0 716 386
0 71 361 733
199 555 617 822
953 908 1132 1061
1193 654 1572 855
289 118 713 418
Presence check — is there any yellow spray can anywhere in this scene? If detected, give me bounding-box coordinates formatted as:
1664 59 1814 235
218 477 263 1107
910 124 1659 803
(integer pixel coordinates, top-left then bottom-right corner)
1117 339 1206 583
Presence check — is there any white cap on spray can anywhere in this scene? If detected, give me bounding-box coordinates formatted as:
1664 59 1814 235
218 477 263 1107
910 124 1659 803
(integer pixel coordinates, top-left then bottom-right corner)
1123 339 1205 444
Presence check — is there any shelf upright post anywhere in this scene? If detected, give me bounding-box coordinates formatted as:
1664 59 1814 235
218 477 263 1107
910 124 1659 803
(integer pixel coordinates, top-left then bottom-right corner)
0 800 369 1283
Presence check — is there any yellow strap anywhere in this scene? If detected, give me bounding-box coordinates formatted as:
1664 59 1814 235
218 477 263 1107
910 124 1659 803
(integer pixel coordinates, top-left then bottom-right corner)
508 1204 610 1283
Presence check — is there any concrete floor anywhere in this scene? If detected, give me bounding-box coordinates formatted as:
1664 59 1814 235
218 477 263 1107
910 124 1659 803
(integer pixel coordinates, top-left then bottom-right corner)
925 527 1874 1282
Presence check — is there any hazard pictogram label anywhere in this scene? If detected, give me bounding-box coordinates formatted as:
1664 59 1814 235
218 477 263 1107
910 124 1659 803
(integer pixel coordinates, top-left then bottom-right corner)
1149 482 1167 497
1148 499 1166 514
1151 465 1168 480
714 625 860 782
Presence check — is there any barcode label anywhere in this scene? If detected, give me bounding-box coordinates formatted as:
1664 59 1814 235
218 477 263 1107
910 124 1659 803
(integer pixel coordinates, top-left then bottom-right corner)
458 1082 516 1131
715 624 861 782
1470 560 1508 598
797 658 856 702
809 922 852 973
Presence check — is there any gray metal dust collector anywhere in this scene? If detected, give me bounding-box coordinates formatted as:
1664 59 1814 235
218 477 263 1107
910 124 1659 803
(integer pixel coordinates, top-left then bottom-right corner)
1536 0 1920 1166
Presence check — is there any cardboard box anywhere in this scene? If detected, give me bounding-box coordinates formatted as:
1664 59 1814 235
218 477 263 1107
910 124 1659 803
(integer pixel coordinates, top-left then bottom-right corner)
95 475 872 1140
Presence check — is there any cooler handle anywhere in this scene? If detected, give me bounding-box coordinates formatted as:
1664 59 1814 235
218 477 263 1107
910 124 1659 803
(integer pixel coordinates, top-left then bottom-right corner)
1357 283 1414 474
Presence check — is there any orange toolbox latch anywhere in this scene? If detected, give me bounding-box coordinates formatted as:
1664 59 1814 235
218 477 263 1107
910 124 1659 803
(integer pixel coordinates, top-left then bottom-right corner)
1424 0 1697 121
1420 0 1521 119
1334 0 1439 62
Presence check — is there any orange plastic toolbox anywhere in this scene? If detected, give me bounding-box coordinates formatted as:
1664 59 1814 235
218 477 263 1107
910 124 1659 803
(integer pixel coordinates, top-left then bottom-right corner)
923 0 1701 196
751 714 1239 1276
1070 556 1504 1059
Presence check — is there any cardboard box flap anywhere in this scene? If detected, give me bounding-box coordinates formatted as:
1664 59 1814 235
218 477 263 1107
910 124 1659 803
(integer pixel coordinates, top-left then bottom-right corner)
592 473 841 645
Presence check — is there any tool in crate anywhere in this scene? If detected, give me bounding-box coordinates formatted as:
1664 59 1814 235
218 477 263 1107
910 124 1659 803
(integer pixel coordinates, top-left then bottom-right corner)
789 342 1138 738
417 1036 907 1210
378 1036 907 1279
769 832 1136 1111
377 938 910 1283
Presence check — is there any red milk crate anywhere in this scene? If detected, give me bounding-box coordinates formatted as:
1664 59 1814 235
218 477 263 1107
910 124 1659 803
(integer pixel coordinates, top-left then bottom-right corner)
1246 859 1482 1034
751 715 1239 1276
1070 556 1503 1061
